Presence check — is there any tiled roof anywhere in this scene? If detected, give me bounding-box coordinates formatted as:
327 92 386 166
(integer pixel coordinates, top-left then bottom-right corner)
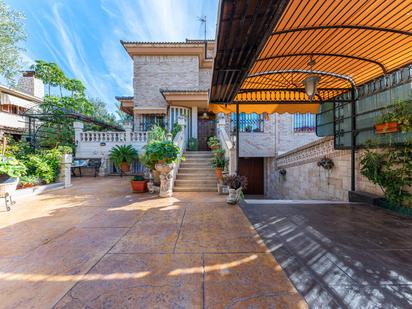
160 88 208 94
121 39 214 46
115 96 133 101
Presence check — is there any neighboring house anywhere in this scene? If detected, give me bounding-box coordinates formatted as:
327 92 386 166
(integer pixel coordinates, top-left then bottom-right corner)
75 39 319 194
0 71 44 139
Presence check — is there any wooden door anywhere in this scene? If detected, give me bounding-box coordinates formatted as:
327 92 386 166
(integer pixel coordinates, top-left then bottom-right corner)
239 157 264 195
198 118 215 151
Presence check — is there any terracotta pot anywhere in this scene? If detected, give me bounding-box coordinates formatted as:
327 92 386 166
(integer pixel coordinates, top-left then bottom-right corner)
211 145 220 151
215 168 223 180
120 162 130 173
131 180 148 193
375 122 399 134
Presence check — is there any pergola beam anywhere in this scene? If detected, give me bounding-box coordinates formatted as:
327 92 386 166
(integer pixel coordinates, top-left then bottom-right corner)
255 53 388 75
272 25 412 37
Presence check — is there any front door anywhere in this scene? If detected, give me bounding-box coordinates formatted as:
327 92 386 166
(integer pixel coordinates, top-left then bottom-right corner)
198 115 215 151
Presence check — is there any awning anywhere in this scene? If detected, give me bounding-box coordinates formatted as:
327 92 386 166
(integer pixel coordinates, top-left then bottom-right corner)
209 103 319 114
210 0 412 114
0 93 37 109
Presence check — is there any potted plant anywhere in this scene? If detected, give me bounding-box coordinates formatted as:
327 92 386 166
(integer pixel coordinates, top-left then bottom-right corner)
375 99 412 134
140 151 160 185
188 138 198 151
223 174 248 205
18 175 39 189
0 157 26 211
131 175 148 193
207 136 220 150
211 149 227 181
146 140 182 197
317 156 334 170
109 145 138 173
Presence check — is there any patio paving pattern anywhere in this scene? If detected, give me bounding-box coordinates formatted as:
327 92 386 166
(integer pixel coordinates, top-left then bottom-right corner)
240 200 412 308
0 178 306 308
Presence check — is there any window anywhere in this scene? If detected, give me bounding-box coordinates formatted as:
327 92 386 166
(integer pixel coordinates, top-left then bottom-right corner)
293 113 316 133
138 114 166 131
231 113 265 133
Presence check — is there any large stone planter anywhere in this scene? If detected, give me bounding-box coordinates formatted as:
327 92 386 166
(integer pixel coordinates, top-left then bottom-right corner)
227 188 242 204
155 163 174 198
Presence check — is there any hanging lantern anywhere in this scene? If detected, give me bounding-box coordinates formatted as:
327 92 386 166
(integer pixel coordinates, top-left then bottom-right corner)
303 75 320 101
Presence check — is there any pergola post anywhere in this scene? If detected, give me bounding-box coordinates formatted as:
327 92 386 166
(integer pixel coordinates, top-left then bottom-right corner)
350 86 357 192
236 100 240 175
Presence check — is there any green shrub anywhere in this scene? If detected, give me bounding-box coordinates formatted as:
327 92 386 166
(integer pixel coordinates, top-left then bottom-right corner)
25 149 62 184
207 136 220 148
145 140 181 164
132 175 145 181
147 125 167 143
360 142 412 207
188 138 198 151
0 157 26 178
171 123 183 139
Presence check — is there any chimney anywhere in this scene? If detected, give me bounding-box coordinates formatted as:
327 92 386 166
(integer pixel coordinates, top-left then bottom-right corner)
17 71 45 99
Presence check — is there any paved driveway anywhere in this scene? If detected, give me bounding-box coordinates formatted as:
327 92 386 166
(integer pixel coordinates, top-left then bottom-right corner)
240 199 412 308
0 178 305 308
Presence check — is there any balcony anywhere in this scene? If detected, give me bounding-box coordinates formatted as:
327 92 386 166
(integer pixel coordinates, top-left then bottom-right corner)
0 111 26 130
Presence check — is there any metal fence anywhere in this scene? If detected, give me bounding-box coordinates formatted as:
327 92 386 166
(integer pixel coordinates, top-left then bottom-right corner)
230 113 265 133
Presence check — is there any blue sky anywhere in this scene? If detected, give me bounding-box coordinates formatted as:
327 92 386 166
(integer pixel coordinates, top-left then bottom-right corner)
6 0 218 113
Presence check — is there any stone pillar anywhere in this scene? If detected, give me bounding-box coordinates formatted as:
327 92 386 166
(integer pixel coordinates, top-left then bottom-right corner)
73 122 83 157
60 154 72 188
191 106 198 139
124 123 132 143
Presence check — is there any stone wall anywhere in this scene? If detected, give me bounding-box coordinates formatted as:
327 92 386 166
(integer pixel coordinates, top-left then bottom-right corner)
239 114 276 157
267 137 386 201
133 55 200 108
17 75 44 99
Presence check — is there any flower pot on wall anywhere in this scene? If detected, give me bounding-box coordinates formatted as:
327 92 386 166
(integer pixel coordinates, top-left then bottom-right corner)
120 162 130 173
375 122 399 134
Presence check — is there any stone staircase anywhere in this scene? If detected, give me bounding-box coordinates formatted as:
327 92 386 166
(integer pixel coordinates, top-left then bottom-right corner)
174 151 217 192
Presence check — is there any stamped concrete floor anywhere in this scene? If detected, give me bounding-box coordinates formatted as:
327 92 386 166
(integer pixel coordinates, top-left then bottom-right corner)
240 199 412 308
0 178 306 309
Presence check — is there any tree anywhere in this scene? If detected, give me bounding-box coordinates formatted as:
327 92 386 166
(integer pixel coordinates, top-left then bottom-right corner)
30 61 122 149
0 0 26 85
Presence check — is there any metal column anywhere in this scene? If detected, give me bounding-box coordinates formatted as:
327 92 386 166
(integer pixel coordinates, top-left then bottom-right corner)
236 100 240 175
350 86 357 191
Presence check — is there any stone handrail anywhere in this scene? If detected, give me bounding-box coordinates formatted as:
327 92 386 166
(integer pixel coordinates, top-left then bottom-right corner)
217 125 236 174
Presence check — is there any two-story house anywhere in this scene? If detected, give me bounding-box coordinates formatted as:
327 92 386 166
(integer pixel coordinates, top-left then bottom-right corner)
0 72 44 140
114 39 320 194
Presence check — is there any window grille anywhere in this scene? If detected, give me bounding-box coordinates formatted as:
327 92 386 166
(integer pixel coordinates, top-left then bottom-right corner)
230 113 265 133
293 113 316 133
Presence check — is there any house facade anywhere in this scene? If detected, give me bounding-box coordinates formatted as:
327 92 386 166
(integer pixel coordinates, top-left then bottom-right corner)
0 72 44 139
75 39 320 194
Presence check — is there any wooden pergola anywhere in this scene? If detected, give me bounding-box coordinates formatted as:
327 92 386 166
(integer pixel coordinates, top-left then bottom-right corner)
209 0 412 190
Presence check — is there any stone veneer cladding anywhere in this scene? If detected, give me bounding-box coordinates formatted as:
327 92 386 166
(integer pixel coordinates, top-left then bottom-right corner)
266 137 399 201
133 55 200 109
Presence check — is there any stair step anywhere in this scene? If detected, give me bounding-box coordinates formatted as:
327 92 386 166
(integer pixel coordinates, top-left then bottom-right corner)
177 174 216 180
174 186 217 192
180 163 212 168
175 179 216 186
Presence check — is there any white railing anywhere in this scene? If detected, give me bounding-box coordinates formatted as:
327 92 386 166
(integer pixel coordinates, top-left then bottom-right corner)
217 125 236 174
80 131 148 143
172 129 186 188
